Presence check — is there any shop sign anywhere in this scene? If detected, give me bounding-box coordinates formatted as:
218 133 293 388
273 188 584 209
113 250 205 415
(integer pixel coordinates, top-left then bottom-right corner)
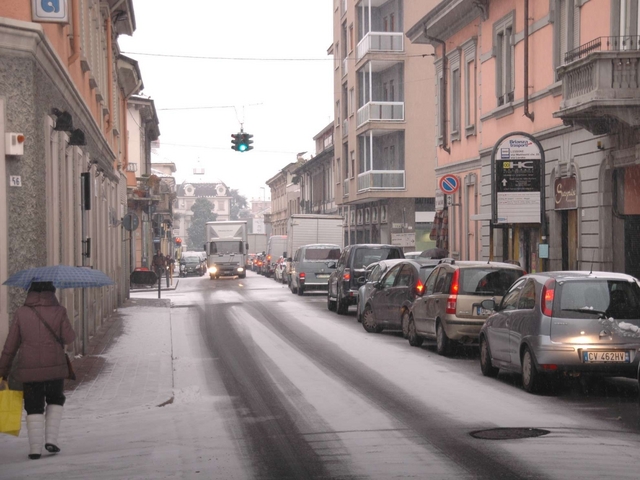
391 233 415 248
32 0 69 23
554 176 577 210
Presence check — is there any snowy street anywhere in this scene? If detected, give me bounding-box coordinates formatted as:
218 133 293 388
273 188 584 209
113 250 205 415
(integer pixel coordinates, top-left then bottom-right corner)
1 271 640 479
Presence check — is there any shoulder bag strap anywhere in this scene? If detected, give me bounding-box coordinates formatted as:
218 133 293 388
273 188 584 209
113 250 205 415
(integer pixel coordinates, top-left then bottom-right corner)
28 306 65 348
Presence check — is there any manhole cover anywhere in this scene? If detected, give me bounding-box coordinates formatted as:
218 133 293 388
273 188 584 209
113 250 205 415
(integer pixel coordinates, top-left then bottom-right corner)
470 428 550 440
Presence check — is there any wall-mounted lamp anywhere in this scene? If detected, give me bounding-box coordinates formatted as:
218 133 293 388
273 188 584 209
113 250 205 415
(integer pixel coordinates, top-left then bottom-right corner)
597 141 605 151
52 108 74 132
69 128 86 146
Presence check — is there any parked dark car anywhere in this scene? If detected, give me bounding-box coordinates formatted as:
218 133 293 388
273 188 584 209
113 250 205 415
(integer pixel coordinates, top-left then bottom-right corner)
407 259 526 355
356 259 405 322
361 259 440 335
327 244 404 315
478 271 640 393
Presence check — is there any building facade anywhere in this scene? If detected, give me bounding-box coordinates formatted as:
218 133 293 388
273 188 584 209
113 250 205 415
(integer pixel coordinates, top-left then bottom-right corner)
332 0 440 252
0 1 141 354
266 160 303 236
408 0 640 277
295 122 339 215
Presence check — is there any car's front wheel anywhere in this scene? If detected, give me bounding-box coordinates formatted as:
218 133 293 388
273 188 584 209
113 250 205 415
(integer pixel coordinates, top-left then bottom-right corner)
479 335 499 377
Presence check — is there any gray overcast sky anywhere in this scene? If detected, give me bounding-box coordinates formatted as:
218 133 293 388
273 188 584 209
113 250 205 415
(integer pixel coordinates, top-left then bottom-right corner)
119 0 334 202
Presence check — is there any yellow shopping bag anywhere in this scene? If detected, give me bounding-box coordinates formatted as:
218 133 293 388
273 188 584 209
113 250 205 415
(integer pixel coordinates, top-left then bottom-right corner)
0 384 23 436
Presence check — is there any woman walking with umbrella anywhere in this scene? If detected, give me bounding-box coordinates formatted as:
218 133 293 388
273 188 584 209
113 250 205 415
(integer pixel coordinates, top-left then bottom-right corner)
0 281 76 459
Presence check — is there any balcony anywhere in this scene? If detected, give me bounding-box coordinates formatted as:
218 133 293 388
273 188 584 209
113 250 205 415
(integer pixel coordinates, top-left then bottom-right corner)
554 36 640 135
357 32 404 61
357 101 404 127
342 117 349 137
357 170 405 192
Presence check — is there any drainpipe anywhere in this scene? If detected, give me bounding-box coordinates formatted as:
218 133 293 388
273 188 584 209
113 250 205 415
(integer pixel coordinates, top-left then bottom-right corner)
106 15 114 132
423 27 450 154
68 0 81 64
523 0 535 121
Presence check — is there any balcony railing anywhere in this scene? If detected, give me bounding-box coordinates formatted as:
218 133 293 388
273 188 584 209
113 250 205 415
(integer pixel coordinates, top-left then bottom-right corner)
357 101 404 127
343 179 349 196
356 32 404 61
357 170 405 192
342 57 348 77
555 37 640 134
564 36 640 63
342 117 349 137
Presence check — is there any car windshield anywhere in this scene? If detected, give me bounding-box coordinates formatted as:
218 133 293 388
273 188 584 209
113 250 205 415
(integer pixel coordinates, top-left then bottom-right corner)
353 248 402 269
183 257 200 264
211 241 242 254
419 266 437 282
555 279 640 320
459 268 523 296
303 248 341 261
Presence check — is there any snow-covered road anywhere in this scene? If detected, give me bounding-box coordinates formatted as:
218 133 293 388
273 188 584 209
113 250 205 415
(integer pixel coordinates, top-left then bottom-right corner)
1 271 639 479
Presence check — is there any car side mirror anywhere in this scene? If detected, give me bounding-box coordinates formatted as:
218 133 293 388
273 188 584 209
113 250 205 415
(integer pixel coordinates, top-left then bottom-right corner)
327 261 337 269
481 299 496 311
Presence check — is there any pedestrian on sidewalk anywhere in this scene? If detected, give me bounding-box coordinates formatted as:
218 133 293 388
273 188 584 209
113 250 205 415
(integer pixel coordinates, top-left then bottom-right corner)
152 249 167 287
0 281 76 460
165 253 175 286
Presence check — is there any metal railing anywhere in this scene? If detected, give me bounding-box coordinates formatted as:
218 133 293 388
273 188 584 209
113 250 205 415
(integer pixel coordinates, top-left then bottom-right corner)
356 32 404 60
564 36 640 63
356 101 404 127
357 170 405 191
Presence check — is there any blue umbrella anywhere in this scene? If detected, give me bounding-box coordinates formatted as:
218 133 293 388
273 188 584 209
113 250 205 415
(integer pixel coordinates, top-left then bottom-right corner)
3 265 115 290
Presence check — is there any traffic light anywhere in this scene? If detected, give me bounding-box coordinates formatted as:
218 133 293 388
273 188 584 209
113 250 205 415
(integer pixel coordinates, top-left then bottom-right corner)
231 133 241 151
232 132 254 152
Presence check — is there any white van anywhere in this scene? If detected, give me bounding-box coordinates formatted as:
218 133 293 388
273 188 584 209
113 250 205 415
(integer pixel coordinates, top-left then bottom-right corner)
265 235 287 277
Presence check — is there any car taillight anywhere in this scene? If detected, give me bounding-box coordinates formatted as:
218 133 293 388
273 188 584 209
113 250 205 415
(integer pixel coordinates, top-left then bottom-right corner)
541 279 555 316
267 255 271 262
343 269 351 282
446 270 460 314
415 280 425 296
299 272 306 280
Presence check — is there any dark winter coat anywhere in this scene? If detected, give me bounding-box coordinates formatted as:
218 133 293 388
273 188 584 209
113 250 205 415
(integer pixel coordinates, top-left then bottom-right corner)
0 291 76 383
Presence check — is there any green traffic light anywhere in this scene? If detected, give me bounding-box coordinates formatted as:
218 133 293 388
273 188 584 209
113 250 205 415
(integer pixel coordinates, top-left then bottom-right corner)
238 143 248 152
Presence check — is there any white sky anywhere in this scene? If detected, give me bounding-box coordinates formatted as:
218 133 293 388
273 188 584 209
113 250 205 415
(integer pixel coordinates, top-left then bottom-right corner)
118 0 335 202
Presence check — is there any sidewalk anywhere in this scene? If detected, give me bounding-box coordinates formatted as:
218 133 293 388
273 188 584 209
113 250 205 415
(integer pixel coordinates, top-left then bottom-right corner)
0 298 178 478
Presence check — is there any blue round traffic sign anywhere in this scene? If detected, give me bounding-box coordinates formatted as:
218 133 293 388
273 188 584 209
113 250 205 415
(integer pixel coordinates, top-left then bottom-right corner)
439 174 460 194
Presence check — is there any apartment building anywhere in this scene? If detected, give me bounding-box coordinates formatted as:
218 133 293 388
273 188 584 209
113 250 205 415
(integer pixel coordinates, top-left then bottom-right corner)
332 0 440 251
266 160 303 236
407 0 640 277
295 122 338 215
0 1 142 353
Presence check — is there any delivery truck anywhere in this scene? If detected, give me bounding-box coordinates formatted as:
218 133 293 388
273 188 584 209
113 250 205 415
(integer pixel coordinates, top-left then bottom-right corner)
205 221 248 279
284 214 344 284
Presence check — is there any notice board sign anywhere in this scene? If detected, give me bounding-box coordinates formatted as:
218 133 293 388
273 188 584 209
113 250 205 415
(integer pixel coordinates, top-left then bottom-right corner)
492 133 544 224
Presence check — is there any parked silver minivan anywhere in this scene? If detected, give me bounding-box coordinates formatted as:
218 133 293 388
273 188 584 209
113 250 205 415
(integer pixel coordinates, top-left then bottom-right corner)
289 244 341 296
